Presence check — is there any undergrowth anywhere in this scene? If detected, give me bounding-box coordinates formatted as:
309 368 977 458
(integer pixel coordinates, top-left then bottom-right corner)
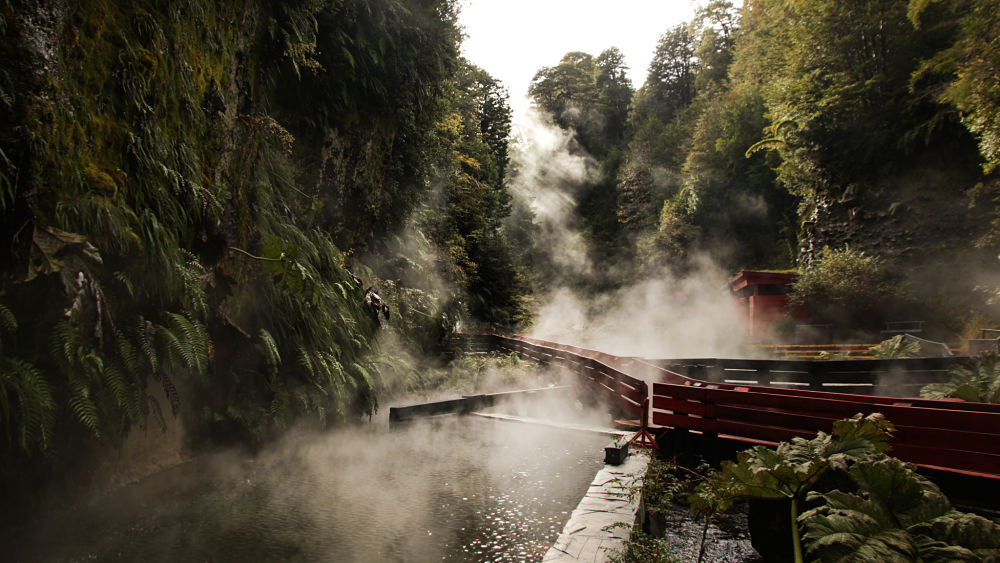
0 0 532 509
618 414 1000 563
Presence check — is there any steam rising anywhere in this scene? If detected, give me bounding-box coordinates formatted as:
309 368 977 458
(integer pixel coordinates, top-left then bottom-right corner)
508 109 598 281
509 109 748 360
528 261 747 359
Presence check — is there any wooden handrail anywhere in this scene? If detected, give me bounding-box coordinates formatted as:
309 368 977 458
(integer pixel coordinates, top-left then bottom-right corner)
461 333 1000 479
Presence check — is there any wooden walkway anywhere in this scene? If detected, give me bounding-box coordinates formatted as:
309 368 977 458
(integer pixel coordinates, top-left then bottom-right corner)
462 332 1000 481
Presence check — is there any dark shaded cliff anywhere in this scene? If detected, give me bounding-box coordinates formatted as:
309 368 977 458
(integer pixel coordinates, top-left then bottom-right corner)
0 0 525 508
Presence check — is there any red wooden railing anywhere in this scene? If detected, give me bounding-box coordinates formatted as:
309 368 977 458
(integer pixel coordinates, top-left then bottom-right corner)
490 333 647 419
462 332 1000 479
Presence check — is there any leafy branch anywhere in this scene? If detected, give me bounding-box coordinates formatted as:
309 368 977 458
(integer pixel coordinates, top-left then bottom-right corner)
690 413 895 563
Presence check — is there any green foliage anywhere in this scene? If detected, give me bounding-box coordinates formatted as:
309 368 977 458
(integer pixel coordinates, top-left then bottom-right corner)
644 25 696 124
420 60 528 331
529 49 633 159
696 413 895 509
870 335 922 359
790 247 901 328
683 413 999 562
679 86 795 268
0 304 55 453
606 531 682 563
921 352 1000 403
733 0 950 200
635 456 714 511
523 3 790 275
691 413 895 562
156 313 209 379
801 456 1000 562
46 310 208 444
0 0 493 473
910 0 1000 174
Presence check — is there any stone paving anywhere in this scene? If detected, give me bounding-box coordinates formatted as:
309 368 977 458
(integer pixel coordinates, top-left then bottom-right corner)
542 451 649 562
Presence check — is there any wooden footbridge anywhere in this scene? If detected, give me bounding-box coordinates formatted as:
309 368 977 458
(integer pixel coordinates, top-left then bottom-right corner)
459 332 1000 481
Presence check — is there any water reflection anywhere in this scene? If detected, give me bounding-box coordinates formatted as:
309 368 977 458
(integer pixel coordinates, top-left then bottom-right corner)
10 414 610 562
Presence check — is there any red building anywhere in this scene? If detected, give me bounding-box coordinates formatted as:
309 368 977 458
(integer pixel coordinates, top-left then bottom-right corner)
729 271 798 342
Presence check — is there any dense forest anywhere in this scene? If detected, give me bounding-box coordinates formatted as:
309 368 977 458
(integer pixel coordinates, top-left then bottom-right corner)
523 0 1000 337
0 0 998 510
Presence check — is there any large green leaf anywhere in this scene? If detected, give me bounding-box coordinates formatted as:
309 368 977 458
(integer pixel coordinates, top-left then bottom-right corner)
912 511 1000 561
697 413 895 507
801 455 1000 562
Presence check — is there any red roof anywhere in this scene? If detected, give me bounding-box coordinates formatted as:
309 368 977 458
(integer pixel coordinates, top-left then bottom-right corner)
729 270 797 292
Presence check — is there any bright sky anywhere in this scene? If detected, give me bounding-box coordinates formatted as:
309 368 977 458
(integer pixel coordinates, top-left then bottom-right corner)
457 0 701 117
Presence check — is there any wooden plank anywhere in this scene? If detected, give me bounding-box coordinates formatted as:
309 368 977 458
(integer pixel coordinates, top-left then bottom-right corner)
653 379 1000 414
706 404 840 434
698 388 1000 434
714 405 997 454
584 379 642 416
652 383 709 401
893 425 1000 455
655 398 1000 455
651 384 1000 449
651 396 707 416
592 371 642 404
595 370 642 400
651 411 817 443
892 443 1000 475
652 411 1000 474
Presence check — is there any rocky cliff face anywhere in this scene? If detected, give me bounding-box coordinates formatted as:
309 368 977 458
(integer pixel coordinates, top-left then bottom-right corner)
0 0 462 505
797 149 998 335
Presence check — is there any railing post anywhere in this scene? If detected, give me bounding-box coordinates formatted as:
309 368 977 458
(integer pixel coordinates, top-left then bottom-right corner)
628 381 658 450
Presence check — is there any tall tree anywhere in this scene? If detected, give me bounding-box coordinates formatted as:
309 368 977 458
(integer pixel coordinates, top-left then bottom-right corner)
641 25 697 124
424 61 527 329
909 0 1000 247
595 47 634 149
529 49 633 159
734 0 955 199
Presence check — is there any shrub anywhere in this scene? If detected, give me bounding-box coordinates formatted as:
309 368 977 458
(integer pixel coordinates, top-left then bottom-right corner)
921 353 1000 403
790 247 900 329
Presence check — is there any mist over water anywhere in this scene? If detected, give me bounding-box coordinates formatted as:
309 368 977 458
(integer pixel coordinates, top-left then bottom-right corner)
8 408 612 562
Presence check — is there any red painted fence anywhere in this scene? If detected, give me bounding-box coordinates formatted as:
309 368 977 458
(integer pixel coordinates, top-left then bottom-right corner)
489 333 647 419
462 332 1000 479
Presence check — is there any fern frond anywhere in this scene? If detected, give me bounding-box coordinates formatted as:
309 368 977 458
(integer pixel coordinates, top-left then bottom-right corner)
157 312 208 376
68 385 101 437
351 361 375 391
1 356 56 451
176 250 208 320
115 331 139 373
136 317 159 372
114 271 136 298
297 345 316 380
50 321 78 370
0 303 16 333
146 393 167 432
258 329 281 375
103 363 133 417
745 137 785 158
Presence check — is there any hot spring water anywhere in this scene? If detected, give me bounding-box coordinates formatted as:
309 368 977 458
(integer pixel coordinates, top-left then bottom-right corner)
8 413 612 561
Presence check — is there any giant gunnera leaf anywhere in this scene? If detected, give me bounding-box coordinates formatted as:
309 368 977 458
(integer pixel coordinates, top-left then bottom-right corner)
800 456 1000 562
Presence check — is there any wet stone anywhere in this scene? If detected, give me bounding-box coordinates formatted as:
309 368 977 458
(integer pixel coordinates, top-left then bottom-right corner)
543 452 649 562
659 503 762 563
